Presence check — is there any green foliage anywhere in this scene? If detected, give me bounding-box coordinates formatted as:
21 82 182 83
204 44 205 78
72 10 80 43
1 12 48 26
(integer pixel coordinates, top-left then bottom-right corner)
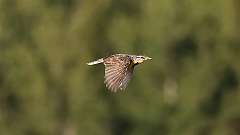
0 0 240 135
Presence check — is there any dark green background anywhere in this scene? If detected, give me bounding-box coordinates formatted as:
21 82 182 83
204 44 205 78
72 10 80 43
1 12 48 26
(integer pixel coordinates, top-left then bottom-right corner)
0 0 240 135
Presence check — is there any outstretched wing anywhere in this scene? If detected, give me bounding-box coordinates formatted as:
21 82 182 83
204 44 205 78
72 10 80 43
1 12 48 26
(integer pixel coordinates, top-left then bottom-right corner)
104 55 134 92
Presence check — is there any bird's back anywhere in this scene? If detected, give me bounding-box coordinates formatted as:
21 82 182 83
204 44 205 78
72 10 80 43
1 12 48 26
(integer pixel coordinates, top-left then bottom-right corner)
103 54 132 65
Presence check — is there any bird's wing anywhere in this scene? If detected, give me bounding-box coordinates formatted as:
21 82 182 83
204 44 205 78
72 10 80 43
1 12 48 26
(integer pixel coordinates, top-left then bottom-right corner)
104 56 133 92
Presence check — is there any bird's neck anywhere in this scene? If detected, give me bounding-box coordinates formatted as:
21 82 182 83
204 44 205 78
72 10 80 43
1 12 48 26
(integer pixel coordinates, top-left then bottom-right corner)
131 61 139 67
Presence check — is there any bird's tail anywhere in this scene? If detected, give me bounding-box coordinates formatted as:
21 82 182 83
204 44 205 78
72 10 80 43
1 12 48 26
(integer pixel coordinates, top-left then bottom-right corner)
87 58 104 65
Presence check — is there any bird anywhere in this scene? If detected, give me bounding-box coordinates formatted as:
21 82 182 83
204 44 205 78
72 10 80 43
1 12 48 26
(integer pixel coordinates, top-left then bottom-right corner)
87 54 152 92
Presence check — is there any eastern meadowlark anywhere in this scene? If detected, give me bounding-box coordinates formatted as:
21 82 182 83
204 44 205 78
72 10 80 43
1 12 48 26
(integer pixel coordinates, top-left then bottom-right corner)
87 54 152 92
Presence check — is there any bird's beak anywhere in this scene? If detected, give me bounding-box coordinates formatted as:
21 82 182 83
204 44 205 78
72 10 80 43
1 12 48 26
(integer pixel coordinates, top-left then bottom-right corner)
145 57 152 60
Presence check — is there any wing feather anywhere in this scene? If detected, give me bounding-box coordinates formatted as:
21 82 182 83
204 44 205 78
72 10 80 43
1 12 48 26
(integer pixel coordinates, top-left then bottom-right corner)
103 55 133 92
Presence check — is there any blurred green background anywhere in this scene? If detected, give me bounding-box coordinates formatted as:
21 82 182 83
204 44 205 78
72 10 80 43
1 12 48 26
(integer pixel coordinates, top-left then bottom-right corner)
0 0 240 135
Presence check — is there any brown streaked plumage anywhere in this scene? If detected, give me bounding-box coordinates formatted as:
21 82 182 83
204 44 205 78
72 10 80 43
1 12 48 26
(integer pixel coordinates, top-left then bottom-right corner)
87 54 152 92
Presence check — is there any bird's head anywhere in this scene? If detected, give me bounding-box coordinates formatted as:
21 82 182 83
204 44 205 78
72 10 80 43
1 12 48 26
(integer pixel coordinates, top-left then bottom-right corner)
132 55 152 65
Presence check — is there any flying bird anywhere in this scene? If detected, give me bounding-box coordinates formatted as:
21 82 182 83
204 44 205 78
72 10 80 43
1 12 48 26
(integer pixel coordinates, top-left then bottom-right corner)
87 54 152 92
